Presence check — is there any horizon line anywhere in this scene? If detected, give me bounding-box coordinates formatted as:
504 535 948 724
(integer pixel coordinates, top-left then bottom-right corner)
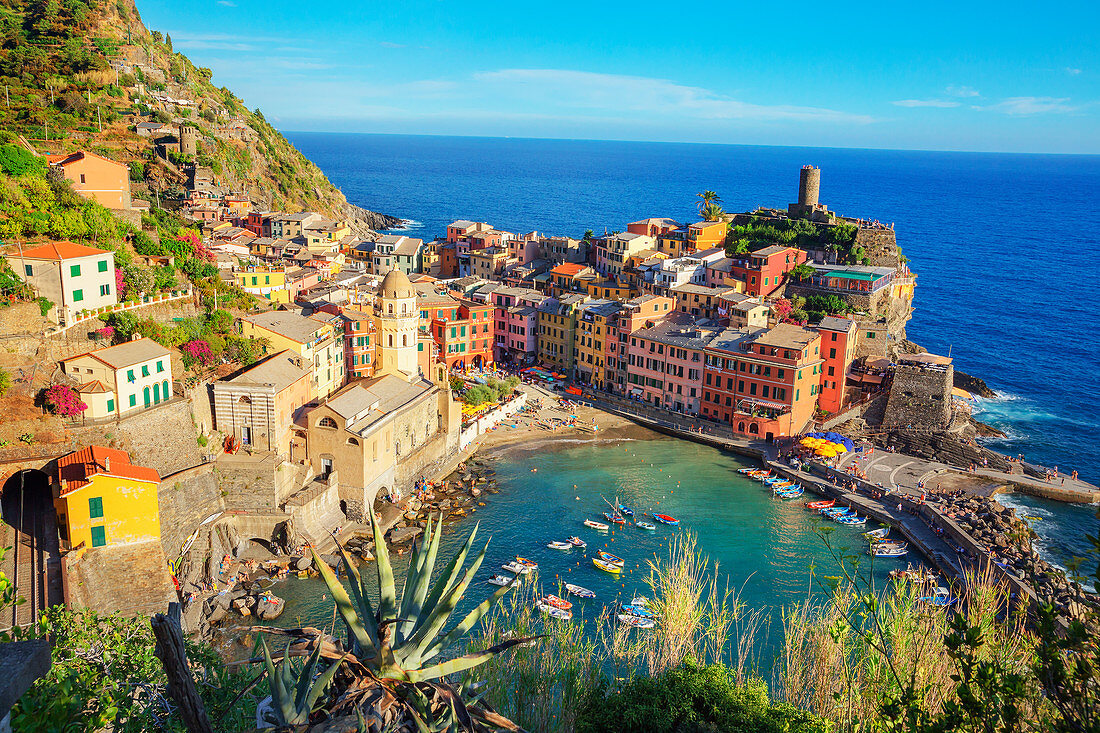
277 128 1100 157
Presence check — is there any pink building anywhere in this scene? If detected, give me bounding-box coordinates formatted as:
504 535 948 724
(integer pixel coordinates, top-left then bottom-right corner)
491 286 546 364
508 232 541 265
626 313 721 415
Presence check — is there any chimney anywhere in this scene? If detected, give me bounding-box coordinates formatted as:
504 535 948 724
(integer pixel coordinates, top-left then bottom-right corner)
104 456 110 472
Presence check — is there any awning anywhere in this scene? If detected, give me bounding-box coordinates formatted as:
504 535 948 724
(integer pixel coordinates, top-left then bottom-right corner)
825 270 876 280
854 373 883 384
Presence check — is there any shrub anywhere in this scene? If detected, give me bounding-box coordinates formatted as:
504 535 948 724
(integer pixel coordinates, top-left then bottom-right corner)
127 160 144 181
0 144 46 176
37 297 53 317
0 368 10 397
577 659 828 733
181 339 214 368
43 384 87 417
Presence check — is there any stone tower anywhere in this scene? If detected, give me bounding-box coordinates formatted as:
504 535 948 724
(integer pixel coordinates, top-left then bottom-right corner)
179 124 199 157
798 165 820 207
375 269 419 380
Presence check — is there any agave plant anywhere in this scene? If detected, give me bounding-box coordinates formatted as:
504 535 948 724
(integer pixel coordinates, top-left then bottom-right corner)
311 503 531 683
258 638 346 727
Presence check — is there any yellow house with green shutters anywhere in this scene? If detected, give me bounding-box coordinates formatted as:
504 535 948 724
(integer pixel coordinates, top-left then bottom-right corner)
239 310 345 399
235 268 290 303
55 446 161 550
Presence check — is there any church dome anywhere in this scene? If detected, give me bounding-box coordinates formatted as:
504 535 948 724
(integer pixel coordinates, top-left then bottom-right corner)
380 269 415 300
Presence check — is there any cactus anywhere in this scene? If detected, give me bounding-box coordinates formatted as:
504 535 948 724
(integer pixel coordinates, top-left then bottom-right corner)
312 505 526 684
259 639 346 726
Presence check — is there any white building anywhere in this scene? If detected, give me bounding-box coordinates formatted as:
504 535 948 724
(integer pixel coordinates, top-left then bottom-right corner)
11 241 117 325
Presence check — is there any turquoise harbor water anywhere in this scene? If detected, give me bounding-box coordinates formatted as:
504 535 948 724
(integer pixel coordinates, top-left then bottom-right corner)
261 437 897 667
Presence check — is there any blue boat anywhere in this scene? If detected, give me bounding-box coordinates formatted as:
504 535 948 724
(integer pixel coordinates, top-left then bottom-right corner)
776 488 804 499
652 513 679 526
617 505 635 517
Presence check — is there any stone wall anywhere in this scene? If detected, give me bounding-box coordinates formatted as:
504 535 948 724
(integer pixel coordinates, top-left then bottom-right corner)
156 463 224 559
101 398 203 476
882 362 953 430
854 228 899 267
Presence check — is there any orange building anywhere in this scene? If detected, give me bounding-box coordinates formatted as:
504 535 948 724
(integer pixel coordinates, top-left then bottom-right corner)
815 316 857 415
702 324 822 439
47 150 131 209
687 220 727 251
419 291 494 370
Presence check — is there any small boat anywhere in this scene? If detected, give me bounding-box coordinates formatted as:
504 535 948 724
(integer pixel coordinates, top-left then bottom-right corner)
889 565 937 583
822 507 852 516
584 519 609 531
543 594 572 611
568 536 587 548
918 587 957 607
864 527 890 540
515 556 539 569
630 596 649 608
777 489 805 499
565 583 595 598
835 515 867 526
806 500 835 510
502 562 534 575
620 603 655 618
547 541 573 551
592 558 621 574
597 551 624 567
652 514 679 526
635 521 656 531
536 603 572 620
602 512 627 524
737 467 761 475
617 614 655 628
764 476 789 485
487 574 517 587
769 481 795 489
754 472 774 481
617 505 635 517
869 544 907 557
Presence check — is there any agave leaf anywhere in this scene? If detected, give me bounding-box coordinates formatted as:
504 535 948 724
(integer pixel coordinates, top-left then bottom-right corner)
336 542 381 651
396 514 427 636
311 547 378 661
294 642 322 713
420 572 517 664
278 641 302 723
402 540 489 667
367 503 399 630
398 515 440 641
409 523 479 639
303 651 348 713
407 634 545 682
427 681 474 732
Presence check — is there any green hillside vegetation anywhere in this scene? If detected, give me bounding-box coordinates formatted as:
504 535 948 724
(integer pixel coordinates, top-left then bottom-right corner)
726 215 865 263
0 0 378 217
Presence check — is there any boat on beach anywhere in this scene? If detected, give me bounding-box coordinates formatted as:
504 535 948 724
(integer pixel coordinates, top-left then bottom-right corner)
592 557 621 573
776 488 804 499
584 519 609 531
635 520 656 531
652 513 679 526
568 536 587 548
565 583 595 598
547 541 573 551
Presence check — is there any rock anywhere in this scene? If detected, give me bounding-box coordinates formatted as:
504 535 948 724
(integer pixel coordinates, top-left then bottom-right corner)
257 595 285 620
389 526 423 545
320 554 341 569
295 556 313 571
231 597 249 612
470 487 481 497
207 605 227 624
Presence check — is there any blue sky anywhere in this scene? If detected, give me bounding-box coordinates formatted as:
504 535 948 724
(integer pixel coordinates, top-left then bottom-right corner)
142 0 1100 153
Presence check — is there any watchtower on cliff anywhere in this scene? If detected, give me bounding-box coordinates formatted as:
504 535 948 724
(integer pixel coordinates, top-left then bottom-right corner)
179 124 199 157
788 165 833 222
882 353 954 430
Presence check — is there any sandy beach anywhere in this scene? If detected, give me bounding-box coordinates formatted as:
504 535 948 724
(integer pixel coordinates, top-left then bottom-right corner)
469 384 662 460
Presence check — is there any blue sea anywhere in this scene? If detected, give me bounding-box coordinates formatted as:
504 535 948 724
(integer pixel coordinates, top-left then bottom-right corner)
287 132 1099 571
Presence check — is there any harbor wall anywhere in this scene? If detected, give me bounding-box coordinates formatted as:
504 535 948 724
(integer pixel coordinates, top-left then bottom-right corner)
459 392 528 449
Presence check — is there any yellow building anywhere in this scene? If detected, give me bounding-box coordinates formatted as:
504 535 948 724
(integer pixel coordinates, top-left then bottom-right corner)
239 310 345 398
235 268 290 303
573 299 620 388
55 446 161 549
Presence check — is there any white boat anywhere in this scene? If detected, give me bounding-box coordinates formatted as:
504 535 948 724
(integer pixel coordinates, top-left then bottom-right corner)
864 527 890 540
635 521 656 531
536 602 572 620
617 613 655 629
565 583 595 598
568 536 587 548
584 519 609 531
487 574 517 587
630 596 649 608
869 544 908 557
547 541 573 550
502 561 533 575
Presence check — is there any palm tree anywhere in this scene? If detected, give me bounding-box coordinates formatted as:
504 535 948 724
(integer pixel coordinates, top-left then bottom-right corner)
696 190 721 215
700 201 725 222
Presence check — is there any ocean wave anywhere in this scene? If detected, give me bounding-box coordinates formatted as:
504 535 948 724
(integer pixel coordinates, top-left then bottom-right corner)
388 219 424 231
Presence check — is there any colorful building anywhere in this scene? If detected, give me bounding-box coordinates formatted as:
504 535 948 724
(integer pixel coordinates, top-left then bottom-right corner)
11 240 118 325
342 309 378 380
54 446 161 549
573 299 620 388
627 313 718 414
686 220 727 251
419 291 494 370
729 245 808 297
815 316 858 415
212 350 313 453
239 311 345 398
60 337 174 420
536 294 584 372
627 217 680 238
702 324 822 439
491 287 545 365
47 150 131 209
595 232 655 280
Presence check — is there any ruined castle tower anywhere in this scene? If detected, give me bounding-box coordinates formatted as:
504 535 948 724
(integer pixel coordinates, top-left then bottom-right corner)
798 165 820 207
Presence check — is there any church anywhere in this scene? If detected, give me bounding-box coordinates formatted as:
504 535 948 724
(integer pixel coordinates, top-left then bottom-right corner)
299 270 461 520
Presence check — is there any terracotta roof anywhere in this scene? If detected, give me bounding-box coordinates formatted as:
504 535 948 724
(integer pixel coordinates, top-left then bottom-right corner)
76 380 112 394
551 263 586 276
18 240 110 261
57 446 160 495
65 337 171 370
48 149 127 169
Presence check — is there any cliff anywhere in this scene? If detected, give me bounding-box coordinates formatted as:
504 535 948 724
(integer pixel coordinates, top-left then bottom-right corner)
0 0 399 231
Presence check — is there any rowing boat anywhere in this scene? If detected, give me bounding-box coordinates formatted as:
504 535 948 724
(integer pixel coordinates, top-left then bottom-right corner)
592 558 621 574
515 556 538 569
502 562 533 575
863 527 890 540
602 512 627 524
537 603 572 620
618 505 635 517
597 551 624 567
543 594 572 611
547 541 573 551
635 521 656 531
568 536 587 548
583 519 609 531
565 583 595 598
617 614 655 628
487 574 517 587
806 500 835 509
652 514 679 526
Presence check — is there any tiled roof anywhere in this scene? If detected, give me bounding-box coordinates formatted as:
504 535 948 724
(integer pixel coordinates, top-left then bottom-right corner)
551 263 587 276
76 380 112 394
58 446 160 495
66 337 171 370
18 240 110 261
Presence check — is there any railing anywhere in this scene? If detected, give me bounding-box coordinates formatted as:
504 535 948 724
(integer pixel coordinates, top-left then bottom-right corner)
47 287 194 337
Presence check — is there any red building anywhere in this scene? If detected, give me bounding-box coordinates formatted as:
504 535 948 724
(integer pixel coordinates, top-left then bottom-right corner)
627 217 681 238
702 323 822 439
729 245 807 297
419 291 494 370
815 316 857 415
343 309 377 380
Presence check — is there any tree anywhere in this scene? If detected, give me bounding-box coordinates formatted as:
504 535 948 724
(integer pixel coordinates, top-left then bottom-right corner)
789 263 816 281
0 144 46 176
43 384 87 417
700 201 725 222
696 190 722 214
0 367 11 397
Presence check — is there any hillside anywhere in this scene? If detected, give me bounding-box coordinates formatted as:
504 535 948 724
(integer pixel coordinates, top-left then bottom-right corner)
0 0 399 231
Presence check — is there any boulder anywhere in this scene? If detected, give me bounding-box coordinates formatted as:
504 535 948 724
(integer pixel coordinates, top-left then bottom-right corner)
257 595 285 620
294 556 313 571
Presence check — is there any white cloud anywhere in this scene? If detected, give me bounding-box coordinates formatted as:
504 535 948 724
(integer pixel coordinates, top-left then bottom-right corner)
472 69 874 123
216 1 236 7
1065 67 1082 76
379 41 406 49
892 99 961 108
985 96 1075 115
945 85 980 98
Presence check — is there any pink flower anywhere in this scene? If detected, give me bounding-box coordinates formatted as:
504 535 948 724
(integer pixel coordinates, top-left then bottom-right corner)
115 268 126 297
44 384 87 417
182 339 215 367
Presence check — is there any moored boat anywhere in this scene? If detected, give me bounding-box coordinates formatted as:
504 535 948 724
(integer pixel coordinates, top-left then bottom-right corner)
568 536 587 548
806 499 835 509
620 602 654 618
617 505 634 517
547 541 573 551
565 583 595 598
652 514 679 526
502 561 533 575
635 521 656 531
602 512 627 524
592 558 621 573
537 602 573 620
617 613 656 628
584 519 609 531
543 594 572 611
835 515 867 526
487 574 517 587
597 551 624 567
864 527 890 540
515 556 539 569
